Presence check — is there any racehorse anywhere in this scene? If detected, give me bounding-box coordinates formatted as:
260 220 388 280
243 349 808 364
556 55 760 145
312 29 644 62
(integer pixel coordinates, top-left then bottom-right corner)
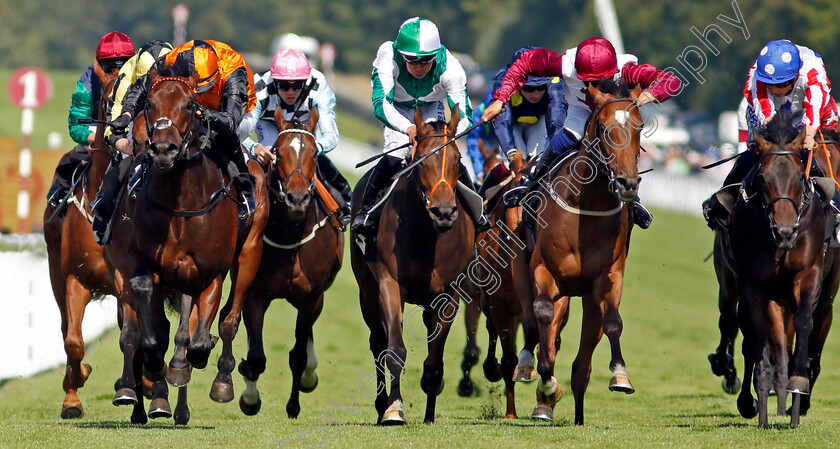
521 81 644 425
709 127 840 412
236 107 344 418
105 73 268 425
716 111 837 427
350 107 475 424
43 61 126 419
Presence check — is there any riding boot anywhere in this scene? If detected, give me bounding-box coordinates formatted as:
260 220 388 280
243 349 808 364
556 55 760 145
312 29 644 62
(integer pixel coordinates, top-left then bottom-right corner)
92 159 123 244
46 179 69 208
631 198 653 229
350 155 403 233
317 154 352 225
458 163 491 232
503 149 561 207
702 149 760 229
233 154 256 219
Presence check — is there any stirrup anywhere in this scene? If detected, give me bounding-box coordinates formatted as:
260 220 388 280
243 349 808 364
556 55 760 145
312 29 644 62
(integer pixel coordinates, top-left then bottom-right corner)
632 201 653 229
239 192 255 219
503 185 529 207
127 168 145 200
476 214 492 233
351 211 375 233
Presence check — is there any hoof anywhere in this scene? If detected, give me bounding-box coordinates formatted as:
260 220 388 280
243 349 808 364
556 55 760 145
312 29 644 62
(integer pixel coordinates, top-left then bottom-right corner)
513 364 537 382
737 395 758 419
148 398 172 419
609 374 635 394
457 377 475 397
483 358 503 383
130 411 148 425
174 406 190 426
239 395 262 416
535 377 562 405
381 407 406 426
167 365 192 387
60 404 84 419
531 404 554 421
113 388 138 406
210 380 235 403
300 372 319 394
786 376 810 395
708 352 734 377
722 376 741 395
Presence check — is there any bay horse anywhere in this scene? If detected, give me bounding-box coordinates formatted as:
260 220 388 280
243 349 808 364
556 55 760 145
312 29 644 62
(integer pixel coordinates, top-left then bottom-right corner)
105 74 268 425
236 107 344 418
709 127 840 414
350 107 475 424
43 61 124 419
720 111 836 427
519 82 645 425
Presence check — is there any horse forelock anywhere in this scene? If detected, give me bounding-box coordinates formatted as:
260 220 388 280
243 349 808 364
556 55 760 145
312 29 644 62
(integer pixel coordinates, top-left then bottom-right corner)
759 110 800 147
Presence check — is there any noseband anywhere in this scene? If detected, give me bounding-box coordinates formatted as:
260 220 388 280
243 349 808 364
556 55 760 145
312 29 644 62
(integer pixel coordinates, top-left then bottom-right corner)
583 98 640 194
411 133 456 209
269 127 317 201
145 77 203 161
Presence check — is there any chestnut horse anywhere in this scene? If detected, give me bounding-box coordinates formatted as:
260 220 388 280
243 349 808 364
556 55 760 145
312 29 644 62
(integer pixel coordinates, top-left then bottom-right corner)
351 107 475 424
709 129 840 414
717 112 837 427
105 75 267 425
43 62 122 419
519 82 645 425
236 107 344 418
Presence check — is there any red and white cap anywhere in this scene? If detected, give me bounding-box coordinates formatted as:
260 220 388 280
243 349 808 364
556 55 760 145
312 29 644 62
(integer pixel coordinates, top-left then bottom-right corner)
270 49 311 80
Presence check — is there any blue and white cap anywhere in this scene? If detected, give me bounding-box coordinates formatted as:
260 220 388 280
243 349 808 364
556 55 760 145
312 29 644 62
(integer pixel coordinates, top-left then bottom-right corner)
755 40 801 84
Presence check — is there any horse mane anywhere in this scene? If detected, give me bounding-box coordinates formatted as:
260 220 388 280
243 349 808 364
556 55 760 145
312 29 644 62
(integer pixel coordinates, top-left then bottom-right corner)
591 77 630 97
757 110 800 146
820 127 839 142
425 120 448 133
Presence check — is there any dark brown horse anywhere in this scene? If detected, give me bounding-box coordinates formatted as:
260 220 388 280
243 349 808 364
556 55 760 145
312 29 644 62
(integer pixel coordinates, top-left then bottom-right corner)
520 83 645 425
709 128 840 415
351 107 475 424
105 74 268 425
236 107 344 418
43 61 121 419
719 112 837 427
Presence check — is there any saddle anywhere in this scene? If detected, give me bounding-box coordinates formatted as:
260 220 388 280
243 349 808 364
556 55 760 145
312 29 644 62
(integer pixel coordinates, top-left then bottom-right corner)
45 146 92 224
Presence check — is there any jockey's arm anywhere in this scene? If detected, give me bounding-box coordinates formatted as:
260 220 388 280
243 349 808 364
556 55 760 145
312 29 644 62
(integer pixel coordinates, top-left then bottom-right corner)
313 72 339 154
201 67 250 139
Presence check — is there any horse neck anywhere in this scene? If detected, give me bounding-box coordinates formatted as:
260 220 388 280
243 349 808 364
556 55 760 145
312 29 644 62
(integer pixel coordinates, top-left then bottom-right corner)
146 155 219 207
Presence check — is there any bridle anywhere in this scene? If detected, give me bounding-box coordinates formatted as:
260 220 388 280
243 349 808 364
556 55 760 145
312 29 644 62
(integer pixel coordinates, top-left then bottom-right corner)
411 132 456 209
748 149 812 237
144 76 204 162
582 98 641 195
268 127 317 201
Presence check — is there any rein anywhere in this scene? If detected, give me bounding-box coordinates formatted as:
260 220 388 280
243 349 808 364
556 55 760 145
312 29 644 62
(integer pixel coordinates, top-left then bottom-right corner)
744 150 812 237
268 128 317 201
411 133 455 208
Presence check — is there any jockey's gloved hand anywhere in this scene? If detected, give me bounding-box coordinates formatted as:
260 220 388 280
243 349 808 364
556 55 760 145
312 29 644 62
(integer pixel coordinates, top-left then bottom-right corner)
106 133 123 149
110 114 132 134
506 148 518 162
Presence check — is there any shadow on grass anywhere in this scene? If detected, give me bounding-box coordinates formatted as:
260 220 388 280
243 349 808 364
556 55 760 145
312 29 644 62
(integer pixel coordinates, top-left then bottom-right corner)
666 412 741 418
65 420 214 430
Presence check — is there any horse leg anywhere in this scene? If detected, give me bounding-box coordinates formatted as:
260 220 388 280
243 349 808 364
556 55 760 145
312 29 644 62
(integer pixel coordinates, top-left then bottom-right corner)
570 294 605 426
238 291 270 416
167 294 193 387
379 278 407 425
421 293 458 424
513 247 538 383
709 277 740 394
739 288 768 427
286 293 325 419
188 275 224 370
766 300 788 416
147 379 172 419
496 309 519 419
358 280 389 424
128 273 167 381
531 265 562 421
482 311 502 383
113 290 142 408
174 386 190 426
457 295 481 397
59 276 92 419
795 290 835 416
787 270 821 427
594 271 634 395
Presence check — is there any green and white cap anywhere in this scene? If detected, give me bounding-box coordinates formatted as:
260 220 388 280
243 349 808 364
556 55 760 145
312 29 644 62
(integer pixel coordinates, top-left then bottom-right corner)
395 17 441 58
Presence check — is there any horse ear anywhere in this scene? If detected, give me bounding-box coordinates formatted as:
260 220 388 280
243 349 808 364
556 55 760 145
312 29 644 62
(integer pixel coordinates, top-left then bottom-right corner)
629 85 644 101
752 128 771 154
448 105 461 135
274 106 292 130
305 106 319 133
791 128 806 150
93 59 107 84
587 83 610 106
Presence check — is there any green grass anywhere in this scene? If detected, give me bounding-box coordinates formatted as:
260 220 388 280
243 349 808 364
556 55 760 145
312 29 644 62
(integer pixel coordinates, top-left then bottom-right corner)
2 209 840 448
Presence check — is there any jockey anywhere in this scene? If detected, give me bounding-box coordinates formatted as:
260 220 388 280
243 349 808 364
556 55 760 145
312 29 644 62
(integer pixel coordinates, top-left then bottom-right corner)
90 40 173 243
493 47 567 162
483 36 682 229
237 48 351 223
113 39 258 218
352 16 489 233
47 31 134 208
702 39 839 228
466 87 500 185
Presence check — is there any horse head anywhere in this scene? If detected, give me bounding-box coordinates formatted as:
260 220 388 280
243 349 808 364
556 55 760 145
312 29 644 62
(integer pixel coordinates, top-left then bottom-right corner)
751 111 809 250
271 106 319 221
413 106 461 233
585 82 645 202
144 74 198 173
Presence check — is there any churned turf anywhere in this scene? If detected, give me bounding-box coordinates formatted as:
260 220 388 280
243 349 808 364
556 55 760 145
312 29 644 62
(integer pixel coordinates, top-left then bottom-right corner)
2 208 840 448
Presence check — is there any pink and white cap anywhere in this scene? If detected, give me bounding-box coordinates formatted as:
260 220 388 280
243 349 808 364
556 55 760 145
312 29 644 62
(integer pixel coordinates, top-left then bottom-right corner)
271 49 311 80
